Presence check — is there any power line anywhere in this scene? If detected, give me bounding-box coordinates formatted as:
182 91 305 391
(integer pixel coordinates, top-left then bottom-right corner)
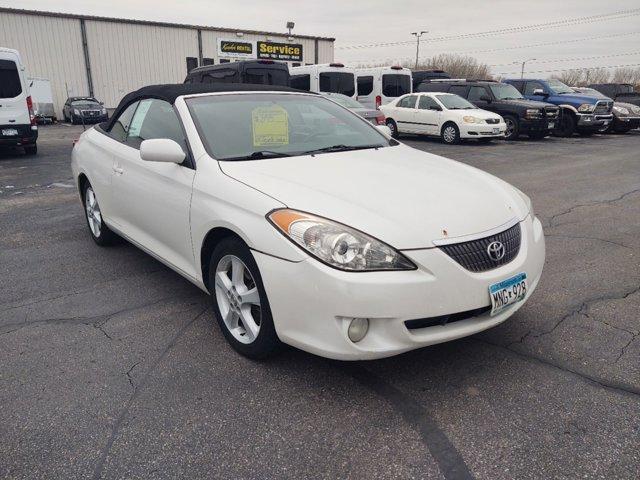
336 8 640 50
496 62 640 76
345 31 640 65
489 51 640 67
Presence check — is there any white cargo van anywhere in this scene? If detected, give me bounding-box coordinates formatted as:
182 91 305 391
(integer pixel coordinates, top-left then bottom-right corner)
290 63 356 98
0 47 37 154
355 66 413 110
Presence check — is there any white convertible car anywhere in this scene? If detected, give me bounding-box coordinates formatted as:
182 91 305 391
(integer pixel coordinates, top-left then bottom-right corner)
380 92 507 144
71 83 545 360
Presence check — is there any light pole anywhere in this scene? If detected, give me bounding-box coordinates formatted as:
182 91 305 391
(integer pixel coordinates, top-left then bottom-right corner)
516 58 536 79
411 31 427 70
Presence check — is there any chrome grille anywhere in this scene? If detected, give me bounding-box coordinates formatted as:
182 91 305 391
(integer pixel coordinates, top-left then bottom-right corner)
594 101 613 115
439 223 521 272
545 107 559 119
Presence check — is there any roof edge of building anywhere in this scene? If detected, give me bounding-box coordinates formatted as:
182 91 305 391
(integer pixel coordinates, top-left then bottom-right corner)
0 6 336 42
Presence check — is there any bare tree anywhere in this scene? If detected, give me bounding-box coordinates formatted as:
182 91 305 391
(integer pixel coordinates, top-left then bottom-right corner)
551 69 584 87
612 67 640 85
581 68 610 85
409 54 492 80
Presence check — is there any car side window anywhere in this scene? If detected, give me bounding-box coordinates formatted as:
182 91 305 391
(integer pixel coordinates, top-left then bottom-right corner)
418 96 439 110
125 99 187 151
449 85 468 97
108 101 139 143
524 81 545 96
397 95 418 108
468 86 489 102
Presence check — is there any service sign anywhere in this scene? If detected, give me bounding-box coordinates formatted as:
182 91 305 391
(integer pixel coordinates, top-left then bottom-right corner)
217 39 256 59
257 41 303 62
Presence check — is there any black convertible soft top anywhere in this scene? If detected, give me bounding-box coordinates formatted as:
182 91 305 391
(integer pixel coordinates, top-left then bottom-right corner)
103 83 307 131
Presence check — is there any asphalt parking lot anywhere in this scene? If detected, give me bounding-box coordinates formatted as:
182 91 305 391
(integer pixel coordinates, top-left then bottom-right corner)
1 124 639 480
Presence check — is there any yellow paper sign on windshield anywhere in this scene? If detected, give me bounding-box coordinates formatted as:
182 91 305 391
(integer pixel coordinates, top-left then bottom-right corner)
252 105 289 147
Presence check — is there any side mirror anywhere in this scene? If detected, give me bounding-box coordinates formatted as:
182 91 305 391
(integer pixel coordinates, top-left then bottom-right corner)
375 124 392 137
140 139 185 164
479 95 492 103
532 88 547 96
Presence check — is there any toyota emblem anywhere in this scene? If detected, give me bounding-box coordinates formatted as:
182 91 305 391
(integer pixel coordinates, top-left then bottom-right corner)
487 241 506 261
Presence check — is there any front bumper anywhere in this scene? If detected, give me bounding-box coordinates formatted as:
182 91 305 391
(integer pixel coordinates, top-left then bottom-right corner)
72 114 108 124
459 121 507 139
520 116 557 133
256 215 545 360
576 113 613 130
614 115 640 129
0 124 38 147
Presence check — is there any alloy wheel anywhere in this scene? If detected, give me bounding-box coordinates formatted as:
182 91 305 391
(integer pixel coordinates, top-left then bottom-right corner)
505 118 515 139
443 126 456 143
85 187 102 237
214 255 262 344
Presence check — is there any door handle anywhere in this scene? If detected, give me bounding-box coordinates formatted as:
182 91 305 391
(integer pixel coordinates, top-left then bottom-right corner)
113 166 124 174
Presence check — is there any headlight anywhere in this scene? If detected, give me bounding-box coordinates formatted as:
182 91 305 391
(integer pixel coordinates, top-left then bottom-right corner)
577 104 594 113
268 209 416 271
463 116 480 124
514 188 534 219
631 106 640 115
525 108 542 118
73 108 80 115
613 105 629 115
101 107 107 114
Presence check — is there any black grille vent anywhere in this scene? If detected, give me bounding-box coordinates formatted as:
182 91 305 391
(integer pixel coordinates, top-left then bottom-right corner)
439 223 521 272
594 101 613 115
405 306 491 330
485 118 500 124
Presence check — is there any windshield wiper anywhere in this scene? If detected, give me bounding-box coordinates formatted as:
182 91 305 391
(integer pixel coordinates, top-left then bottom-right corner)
302 144 382 155
224 150 293 161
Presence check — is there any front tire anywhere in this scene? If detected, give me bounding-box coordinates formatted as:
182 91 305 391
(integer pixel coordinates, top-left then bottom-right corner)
556 112 576 137
385 119 399 139
503 115 519 141
83 183 118 246
209 237 281 359
441 122 460 145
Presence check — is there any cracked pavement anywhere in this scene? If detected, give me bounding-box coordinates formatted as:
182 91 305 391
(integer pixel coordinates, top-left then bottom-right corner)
1 125 639 479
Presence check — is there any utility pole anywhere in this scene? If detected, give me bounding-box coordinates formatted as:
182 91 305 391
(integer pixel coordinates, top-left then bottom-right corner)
516 58 536 79
411 31 427 70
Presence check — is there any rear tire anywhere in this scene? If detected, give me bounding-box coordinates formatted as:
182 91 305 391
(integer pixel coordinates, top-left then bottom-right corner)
208 237 282 360
556 111 576 137
503 115 519 141
24 144 37 155
441 122 460 145
385 119 399 139
82 182 119 246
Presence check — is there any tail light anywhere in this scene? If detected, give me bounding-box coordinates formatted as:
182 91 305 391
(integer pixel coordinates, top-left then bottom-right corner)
26 96 36 125
375 113 385 125
375 95 382 109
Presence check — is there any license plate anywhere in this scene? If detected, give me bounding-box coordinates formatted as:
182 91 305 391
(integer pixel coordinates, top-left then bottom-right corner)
2 128 18 136
548 122 555 129
492 127 499 134
489 272 528 316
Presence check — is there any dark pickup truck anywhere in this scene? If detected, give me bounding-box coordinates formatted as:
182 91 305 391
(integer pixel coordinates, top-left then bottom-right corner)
417 79 559 140
587 83 640 107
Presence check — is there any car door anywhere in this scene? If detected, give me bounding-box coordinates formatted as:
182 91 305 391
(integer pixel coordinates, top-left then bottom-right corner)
415 95 441 135
468 86 494 113
110 98 198 279
524 81 547 102
393 95 419 133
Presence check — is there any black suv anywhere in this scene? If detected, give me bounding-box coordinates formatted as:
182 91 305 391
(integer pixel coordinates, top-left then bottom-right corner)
417 80 560 140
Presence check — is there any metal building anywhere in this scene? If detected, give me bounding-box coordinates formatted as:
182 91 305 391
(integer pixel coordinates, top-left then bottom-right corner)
0 7 335 118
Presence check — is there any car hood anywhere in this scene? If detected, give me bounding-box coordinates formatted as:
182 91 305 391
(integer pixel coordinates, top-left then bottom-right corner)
552 93 611 104
500 98 556 109
219 145 528 249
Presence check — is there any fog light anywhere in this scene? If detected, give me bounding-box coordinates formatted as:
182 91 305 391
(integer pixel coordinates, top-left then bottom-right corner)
347 318 369 343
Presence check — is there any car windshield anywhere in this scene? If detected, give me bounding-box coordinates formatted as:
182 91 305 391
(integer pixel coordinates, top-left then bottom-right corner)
186 93 391 160
547 79 575 94
72 99 100 107
323 94 365 109
489 84 524 100
435 94 476 110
